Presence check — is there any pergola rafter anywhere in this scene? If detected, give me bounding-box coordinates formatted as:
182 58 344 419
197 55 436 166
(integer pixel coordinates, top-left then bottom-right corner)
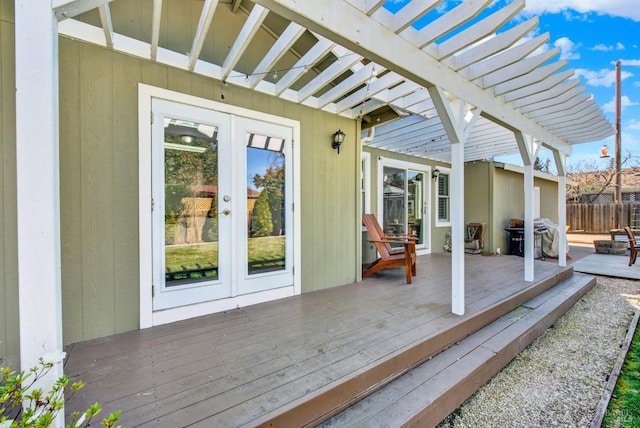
54 0 612 163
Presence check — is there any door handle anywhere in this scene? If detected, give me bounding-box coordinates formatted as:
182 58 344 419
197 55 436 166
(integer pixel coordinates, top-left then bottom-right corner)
220 209 231 216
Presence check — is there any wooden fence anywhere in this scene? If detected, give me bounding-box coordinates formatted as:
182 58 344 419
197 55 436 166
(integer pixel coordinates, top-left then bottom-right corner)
566 203 640 233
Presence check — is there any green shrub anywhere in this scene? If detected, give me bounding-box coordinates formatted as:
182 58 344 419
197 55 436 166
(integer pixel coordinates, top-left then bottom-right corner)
0 357 120 428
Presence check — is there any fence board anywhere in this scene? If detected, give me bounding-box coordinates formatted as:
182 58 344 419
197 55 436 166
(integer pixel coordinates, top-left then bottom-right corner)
567 203 640 233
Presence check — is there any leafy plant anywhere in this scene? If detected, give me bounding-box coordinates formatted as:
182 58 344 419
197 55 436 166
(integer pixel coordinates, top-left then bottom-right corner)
0 357 120 428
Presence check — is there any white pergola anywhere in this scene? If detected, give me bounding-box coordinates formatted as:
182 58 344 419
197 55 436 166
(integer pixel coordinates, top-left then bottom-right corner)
16 0 612 413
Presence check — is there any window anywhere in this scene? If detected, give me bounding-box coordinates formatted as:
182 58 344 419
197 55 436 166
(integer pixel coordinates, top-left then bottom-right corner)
436 172 450 226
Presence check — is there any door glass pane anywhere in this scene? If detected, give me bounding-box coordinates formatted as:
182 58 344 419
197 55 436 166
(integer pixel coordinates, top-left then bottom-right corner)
163 118 219 287
383 167 406 235
246 133 286 275
408 170 424 244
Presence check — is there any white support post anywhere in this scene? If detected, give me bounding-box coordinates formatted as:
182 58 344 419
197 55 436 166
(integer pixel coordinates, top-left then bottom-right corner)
450 139 465 315
428 87 480 316
523 161 535 281
15 1 64 424
554 151 568 267
515 131 537 281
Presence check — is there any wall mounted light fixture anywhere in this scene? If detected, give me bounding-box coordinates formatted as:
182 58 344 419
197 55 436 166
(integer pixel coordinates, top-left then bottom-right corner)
332 129 345 154
432 168 440 180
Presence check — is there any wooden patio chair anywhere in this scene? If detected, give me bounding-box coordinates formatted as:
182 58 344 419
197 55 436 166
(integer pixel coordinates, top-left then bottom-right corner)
623 226 640 266
362 213 417 284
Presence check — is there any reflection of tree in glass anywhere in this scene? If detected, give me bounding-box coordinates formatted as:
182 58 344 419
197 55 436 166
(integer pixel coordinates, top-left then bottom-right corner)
252 151 285 236
252 191 273 237
164 134 218 243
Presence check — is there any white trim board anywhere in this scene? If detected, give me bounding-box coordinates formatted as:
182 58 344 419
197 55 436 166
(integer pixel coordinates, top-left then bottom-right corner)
138 84 301 328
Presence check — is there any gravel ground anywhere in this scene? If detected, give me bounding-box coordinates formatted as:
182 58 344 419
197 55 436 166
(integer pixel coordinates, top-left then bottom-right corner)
438 276 640 428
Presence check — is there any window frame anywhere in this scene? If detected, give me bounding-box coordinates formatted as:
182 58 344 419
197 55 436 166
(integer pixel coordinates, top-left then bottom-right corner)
435 167 451 227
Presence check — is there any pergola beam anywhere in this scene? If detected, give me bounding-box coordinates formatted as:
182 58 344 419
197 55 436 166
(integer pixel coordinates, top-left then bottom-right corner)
465 32 549 81
220 3 268 76
392 0 441 33
53 0 114 20
450 17 538 72
493 59 566 96
437 0 524 60
274 38 335 96
417 0 493 48
97 4 113 48
503 69 574 103
250 22 305 88
297 52 363 102
150 0 162 61
253 0 574 154
517 82 583 112
480 49 559 90
335 72 404 113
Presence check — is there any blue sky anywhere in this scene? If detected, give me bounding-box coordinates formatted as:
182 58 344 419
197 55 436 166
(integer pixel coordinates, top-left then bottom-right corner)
385 0 640 172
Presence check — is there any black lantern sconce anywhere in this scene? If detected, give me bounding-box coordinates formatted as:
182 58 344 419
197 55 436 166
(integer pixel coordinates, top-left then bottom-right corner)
332 129 345 154
432 168 440 181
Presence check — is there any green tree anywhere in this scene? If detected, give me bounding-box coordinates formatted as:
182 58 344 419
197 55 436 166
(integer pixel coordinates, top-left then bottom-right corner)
566 151 639 202
533 156 551 173
252 152 285 235
252 190 273 237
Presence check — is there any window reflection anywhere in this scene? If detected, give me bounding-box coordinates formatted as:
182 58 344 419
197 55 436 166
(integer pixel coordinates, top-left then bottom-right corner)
246 133 286 275
163 118 219 286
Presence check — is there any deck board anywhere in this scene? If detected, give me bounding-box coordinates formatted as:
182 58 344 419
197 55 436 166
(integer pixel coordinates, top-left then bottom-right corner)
319 273 596 427
64 254 571 427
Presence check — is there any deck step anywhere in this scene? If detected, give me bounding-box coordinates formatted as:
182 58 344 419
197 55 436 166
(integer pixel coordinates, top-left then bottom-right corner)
319 272 596 428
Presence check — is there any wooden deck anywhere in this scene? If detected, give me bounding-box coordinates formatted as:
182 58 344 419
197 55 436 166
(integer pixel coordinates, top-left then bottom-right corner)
64 254 573 427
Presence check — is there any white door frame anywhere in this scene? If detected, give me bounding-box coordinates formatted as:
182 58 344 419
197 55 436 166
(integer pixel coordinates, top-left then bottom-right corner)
377 158 433 255
138 84 301 327
151 100 234 310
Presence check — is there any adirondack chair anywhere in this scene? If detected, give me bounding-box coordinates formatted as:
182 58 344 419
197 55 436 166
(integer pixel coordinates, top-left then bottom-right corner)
362 213 417 284
623 226 640 266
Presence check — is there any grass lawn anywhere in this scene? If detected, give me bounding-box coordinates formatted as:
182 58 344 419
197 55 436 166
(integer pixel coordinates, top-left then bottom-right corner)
165 236 285 278
603 322 640 427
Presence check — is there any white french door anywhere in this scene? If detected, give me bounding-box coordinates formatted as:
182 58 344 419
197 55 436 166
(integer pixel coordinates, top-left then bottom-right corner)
378 159 432 254
235 117 294 295
151 99 293 311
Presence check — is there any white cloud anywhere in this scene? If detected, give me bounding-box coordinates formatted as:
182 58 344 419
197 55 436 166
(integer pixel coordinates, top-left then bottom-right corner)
592 43 626 52
524 0 640 22
554 37 581 60
576 68 633 87
603 95 638 113
620 59 640 66
593 44 613 52
627 119 640 130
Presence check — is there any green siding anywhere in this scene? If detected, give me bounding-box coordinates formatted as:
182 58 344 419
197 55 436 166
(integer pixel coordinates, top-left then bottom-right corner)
494 168 524 252
0 4 19 368
56 37 358 344
464 161 492 250
491 165 560 253
535 177 559 221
